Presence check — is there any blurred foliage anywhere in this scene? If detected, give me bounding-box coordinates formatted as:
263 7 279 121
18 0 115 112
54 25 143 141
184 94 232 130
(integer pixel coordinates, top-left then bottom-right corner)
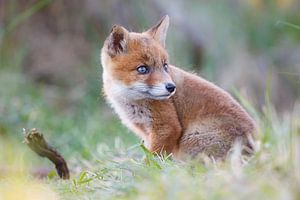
0 0 299 112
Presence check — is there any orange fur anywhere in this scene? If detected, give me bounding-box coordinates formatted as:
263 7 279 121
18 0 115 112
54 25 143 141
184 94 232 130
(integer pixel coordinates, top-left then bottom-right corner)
101 16 257 160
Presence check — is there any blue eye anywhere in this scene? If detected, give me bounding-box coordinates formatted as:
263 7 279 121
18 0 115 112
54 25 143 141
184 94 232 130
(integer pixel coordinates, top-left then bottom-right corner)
137 65 150 74
163 63 168 72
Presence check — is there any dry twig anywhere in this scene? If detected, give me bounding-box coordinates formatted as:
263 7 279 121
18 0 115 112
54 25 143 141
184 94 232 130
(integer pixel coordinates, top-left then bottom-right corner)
23 128 70 179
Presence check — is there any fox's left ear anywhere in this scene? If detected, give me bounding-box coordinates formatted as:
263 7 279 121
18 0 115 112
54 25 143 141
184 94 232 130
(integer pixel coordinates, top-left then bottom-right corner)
106 25 129 57
146 15 169 47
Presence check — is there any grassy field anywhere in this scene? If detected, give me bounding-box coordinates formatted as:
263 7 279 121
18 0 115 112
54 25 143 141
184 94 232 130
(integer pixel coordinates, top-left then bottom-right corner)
0 59 299 200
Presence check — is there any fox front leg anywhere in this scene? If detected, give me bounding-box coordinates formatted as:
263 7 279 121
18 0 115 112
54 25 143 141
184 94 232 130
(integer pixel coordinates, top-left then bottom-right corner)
147 130 181 156
146 100 182 156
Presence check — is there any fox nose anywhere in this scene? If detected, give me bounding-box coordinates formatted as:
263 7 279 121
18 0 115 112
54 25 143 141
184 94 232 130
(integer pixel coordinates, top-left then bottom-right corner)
165 83 176 93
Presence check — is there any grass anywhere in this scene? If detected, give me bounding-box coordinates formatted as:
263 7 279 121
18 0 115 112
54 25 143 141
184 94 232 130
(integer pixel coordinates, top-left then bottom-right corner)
51 106 299 200
0 64 299 200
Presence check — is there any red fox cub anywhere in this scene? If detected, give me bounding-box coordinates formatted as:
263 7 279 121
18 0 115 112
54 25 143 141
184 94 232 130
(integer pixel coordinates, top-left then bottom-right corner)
101 15 257 160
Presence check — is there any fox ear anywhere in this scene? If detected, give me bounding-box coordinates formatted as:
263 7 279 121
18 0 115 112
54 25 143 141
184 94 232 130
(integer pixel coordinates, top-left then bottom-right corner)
146 15 169 47
106 25 129 57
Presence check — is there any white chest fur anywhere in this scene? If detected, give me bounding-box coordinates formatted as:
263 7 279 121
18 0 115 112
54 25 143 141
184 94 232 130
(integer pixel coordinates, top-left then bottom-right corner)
114 99 152 124
109 97 153 149
107 95 153 133
103 73 153 139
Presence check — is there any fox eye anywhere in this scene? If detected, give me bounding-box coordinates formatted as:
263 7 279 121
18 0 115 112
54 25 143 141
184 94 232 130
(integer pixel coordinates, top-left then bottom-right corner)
137 65 150 74
163 63 168 72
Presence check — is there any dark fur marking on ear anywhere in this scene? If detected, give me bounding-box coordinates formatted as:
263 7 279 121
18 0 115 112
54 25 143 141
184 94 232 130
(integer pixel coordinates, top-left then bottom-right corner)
106 25 128 57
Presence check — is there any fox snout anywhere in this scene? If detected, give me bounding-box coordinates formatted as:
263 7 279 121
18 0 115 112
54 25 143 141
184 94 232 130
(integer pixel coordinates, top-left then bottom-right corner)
144 81 176 100
165 83 176 93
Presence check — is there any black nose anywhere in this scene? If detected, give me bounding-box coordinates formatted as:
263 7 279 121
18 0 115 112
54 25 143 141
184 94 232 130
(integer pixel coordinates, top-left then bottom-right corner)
165 83 176 93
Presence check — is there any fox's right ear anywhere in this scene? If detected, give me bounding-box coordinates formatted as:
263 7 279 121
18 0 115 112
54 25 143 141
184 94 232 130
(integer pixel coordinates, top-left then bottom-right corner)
105 25 129 57
146 15 169 47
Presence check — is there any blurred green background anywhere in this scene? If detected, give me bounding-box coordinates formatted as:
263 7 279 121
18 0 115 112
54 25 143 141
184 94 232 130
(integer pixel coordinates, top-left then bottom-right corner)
0 0 299 166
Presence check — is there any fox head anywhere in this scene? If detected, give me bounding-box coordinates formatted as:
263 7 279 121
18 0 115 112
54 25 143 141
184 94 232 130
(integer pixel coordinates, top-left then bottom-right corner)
101 15 176 100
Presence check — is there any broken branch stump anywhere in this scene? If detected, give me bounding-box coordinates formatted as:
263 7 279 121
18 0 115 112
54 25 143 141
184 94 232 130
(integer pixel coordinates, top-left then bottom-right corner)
23 128 70 179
